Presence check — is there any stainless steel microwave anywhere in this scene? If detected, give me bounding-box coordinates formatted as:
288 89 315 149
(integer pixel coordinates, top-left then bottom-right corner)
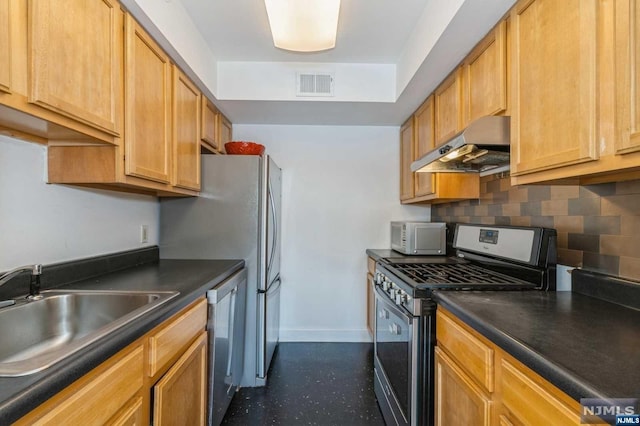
390 221 446 255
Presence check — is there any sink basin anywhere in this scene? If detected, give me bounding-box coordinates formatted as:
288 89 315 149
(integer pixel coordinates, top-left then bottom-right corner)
0 290 179 376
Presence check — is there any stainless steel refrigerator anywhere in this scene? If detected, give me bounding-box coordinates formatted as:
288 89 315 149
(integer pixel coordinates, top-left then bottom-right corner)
159 155 282 388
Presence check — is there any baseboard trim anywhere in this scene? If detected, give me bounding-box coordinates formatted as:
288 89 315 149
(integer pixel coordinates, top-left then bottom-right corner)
279 328 372 343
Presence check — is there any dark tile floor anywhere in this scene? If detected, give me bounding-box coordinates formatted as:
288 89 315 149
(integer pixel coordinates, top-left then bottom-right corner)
222 342 385 426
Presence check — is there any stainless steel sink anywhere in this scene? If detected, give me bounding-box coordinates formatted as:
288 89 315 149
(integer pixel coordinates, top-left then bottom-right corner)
0 290 179 376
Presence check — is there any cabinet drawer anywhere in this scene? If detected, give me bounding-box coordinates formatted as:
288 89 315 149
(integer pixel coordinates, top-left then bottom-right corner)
500 358 581 425
436 309 494 392
17 345 144 425
149 298 207 377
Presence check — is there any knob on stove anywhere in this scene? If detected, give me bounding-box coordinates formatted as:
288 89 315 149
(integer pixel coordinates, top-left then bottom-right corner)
382 280 390 291
374 272 383 285
395 292 407 305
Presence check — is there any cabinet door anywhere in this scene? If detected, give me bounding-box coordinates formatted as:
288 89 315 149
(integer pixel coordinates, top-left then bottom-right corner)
201 97 220 151
434 68 463 145
0 0 10 94
462 20 507 125
172 66 201 191
510 0 598 175
366 272 374 337
435 347 491 426
153 332 207 426
217 113 232 152
615 0 640 155
400 117 415 201
414 96 436 197
124 14 171 184
28 0 122 135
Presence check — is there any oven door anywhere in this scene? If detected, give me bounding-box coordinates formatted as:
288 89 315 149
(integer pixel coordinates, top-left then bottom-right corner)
374 286 413 424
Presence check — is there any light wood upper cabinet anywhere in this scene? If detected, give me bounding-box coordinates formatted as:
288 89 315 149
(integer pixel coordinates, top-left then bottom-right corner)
153 332 207 426
218 113 232 152
510 0 599 176
201 96 221 152
172 66 201 191
124 14 172 184
434 68 463 145
462 20 508 125
28 0 123 136
400 117 415 201
414 96 436 197
615 0 640 155
0 1 11 94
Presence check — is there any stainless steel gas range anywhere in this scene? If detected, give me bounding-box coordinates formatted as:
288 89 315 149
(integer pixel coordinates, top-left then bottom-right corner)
373 224 557 426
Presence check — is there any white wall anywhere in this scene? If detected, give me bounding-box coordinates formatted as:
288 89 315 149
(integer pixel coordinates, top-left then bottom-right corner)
0 136 159 271
234 124 430 342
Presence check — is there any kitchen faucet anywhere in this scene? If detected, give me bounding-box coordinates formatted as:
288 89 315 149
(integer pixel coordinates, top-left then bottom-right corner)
0 264 43 307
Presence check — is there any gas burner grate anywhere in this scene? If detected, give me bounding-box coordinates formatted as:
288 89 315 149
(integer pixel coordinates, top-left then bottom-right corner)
392 263 519 285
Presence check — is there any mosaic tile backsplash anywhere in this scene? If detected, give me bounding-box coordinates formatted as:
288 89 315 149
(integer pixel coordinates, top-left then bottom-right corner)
431 176 640 281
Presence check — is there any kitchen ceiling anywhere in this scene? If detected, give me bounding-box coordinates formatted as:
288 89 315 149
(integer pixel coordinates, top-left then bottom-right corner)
128 0 517 126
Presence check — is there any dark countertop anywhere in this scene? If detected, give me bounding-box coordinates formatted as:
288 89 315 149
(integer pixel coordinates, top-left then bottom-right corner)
0 256 244 424
433 289 640 402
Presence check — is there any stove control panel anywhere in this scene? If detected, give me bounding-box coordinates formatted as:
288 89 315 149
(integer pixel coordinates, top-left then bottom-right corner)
374 270 413 311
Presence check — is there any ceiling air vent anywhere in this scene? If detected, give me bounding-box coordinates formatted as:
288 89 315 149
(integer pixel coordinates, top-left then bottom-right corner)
296 72 334 97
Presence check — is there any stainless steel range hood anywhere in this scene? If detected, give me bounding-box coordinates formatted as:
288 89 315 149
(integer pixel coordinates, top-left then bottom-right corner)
410 116 511 176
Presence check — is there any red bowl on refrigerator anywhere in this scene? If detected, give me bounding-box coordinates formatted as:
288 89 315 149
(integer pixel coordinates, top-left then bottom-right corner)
224 141 265 155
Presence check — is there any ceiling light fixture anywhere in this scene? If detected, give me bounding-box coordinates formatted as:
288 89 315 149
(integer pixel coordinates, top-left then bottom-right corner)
264 0 341 52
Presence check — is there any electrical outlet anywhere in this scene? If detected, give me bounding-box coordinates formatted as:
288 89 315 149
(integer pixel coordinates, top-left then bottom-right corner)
140 225 149 244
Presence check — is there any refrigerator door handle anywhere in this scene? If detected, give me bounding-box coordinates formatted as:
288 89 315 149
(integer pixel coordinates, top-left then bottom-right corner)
266 179 278 280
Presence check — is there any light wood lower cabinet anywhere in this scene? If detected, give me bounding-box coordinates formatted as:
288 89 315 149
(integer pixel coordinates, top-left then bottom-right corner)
153 332 207 426
435 308 606 426
15 345 145 425
16 298 208 426
435 347 492 426
366 256 376 337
